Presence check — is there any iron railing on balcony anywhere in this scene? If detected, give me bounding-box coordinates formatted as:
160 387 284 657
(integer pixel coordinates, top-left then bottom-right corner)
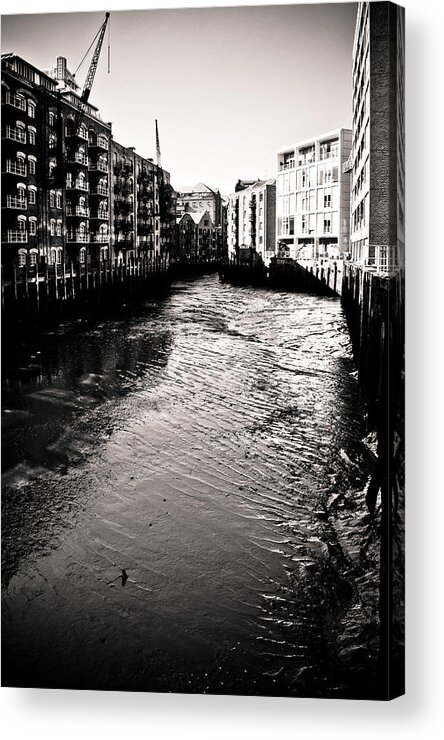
90 211 109 220
66 153 88 166
66 180 89 192
3 230 28 243
3 125 26 143
89 137 109 150
89 160 108 173
67 233 90 243
3 195 27 209
279 159 295 171
66 127 88 141
91 233 109 243
3 93 27 111
66 206 90 217
4 160 27 176
91 186 109 196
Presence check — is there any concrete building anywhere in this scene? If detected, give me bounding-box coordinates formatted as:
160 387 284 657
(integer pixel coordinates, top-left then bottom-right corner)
276 128 352 261
350 2 405 273
227 179 276 265
1 53 174 273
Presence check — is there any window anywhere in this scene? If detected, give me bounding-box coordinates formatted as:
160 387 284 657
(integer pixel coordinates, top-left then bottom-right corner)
324 218 331 234
27 100 36 118
79 248 86 264
56 192 62 209
29 250 37 267
50 249 57 264
50 191 55 208
28 187 36 205
56 220 62 236
324 194 332 209
29 219 37 236
49 134 56 149
18 250 27 267
49 112 55 127
56 248 62 264
28 127 36 145
50 219 55 236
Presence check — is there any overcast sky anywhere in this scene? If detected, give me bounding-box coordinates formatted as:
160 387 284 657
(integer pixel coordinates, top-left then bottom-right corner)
2 3 357 194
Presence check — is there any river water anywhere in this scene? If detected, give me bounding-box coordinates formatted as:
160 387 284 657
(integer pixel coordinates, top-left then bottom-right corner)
1 275 379 697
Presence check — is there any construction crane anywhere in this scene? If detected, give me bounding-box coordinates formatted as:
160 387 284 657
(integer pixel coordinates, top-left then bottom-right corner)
155 118 165 220
72 12 110 136
50 12 110 188
155 119 162 170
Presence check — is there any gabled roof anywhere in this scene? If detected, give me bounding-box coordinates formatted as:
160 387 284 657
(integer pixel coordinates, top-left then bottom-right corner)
176 183 218 196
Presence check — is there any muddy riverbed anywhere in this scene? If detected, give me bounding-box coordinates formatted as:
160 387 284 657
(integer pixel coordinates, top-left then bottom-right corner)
2 275 379 697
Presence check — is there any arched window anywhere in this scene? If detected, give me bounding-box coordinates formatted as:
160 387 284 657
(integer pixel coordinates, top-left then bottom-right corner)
56 247 63 265
29 217 37 236
18 249 27 267
56 219 62 237
50 191 55 208
28 186 37 205
79 196 86 211
28 156 36 175
98 135 107 148
50 248 57 264
49 134 56 149
79 222 86 236
99 223 108 238
28 126 36 145
17 215 26 232
100 246 109 261
17 183 26 201
79 247 86 264
50 219 56 236
56 192 62 209
29 250 37 267
88 130 96 146
49 157 56 176
27 100 36 118
79 124 87 140
49 111 56 127
15 94 26 112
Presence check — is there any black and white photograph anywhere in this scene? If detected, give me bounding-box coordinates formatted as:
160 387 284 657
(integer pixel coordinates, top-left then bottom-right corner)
1 1 405 703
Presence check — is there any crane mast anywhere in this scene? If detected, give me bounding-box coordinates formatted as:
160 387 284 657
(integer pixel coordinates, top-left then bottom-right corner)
73 12 110 135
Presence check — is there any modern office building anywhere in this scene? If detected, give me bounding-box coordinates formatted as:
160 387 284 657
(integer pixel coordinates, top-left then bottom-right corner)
276 128 352 261
1 53 174 273
227 179 276 264
350 2 405 273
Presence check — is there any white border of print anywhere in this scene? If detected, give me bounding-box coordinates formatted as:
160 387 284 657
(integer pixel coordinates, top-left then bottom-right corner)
1 1 443 739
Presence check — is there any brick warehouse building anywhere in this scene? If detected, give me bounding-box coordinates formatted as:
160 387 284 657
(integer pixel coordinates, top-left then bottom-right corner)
350 2 405 273
1 53 175 275
227 178 276 265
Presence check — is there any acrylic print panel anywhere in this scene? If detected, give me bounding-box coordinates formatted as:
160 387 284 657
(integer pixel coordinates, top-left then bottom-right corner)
1 1 404 700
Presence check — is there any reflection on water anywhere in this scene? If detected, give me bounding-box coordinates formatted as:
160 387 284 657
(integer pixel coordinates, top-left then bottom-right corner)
1 275 379 697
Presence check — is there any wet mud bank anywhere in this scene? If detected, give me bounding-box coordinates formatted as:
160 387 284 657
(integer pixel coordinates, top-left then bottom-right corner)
3 275 381 697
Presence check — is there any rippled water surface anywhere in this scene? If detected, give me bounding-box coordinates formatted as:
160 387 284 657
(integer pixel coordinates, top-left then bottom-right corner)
2 275 379 697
